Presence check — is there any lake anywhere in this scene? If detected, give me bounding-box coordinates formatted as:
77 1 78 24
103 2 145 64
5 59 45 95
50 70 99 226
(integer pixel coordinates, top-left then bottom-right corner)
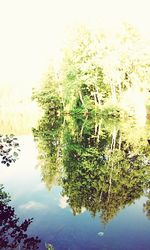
0 110 150 250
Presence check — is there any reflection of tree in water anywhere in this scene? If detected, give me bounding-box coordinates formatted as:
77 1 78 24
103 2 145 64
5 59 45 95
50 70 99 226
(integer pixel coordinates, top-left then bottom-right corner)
0 185 41 250
0 134 20 167
33 112 150 224
33 111 64 190
143 191 150 219
62 117 150 224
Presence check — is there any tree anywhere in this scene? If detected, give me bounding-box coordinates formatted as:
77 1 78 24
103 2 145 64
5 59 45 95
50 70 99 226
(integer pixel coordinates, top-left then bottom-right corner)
58 24 150 117
33 24 150 118
0 185 41 250
32 66 63 113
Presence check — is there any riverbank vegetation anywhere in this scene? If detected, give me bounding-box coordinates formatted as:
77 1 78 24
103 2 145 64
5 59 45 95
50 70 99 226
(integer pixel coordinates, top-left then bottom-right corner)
33 24 150 120
0 84 40 135
33 23 150 225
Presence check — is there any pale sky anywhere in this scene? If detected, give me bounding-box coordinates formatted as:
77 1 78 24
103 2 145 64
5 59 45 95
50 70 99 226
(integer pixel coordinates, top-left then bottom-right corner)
0 0 150 88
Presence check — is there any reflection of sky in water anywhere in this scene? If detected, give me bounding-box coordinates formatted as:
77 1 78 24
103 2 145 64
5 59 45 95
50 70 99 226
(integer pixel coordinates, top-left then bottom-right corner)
0 136 150 250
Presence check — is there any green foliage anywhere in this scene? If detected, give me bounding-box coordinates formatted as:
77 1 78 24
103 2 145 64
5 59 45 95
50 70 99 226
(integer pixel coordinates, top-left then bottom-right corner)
33 111 64 190
33 110 150 224
32 23 150 225
33 24 150 118
61 117 150 223
60 27 106 112
32 66 63 112
0 184 10 204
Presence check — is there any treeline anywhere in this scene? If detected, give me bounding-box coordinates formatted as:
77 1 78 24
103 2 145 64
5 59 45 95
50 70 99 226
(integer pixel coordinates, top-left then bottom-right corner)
33 24 150 118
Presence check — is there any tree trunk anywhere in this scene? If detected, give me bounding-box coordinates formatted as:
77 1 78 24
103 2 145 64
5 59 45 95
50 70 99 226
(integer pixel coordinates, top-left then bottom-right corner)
79 91 84 106
111 127 117 151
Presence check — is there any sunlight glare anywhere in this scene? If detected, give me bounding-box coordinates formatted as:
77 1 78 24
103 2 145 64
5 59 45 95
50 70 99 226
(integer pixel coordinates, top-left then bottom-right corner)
0 0 149 89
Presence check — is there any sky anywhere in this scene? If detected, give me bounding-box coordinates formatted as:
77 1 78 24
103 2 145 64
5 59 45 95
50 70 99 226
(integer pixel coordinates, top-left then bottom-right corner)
0 0 150 89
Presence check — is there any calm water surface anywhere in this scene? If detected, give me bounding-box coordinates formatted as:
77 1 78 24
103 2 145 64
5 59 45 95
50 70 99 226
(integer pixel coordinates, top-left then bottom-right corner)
0 114 150 250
